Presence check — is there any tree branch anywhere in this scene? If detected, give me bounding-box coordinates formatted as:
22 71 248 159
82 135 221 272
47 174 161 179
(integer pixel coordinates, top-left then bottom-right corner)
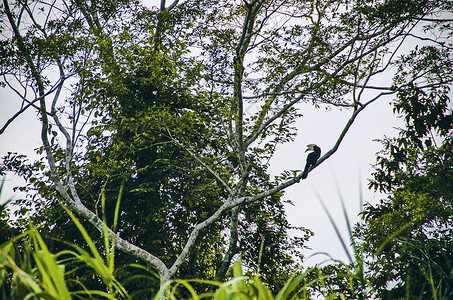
0 98 39 135
168 195 234 276
56 183 171 281
238 90 402 208
233 1 263 168
213 206 240 281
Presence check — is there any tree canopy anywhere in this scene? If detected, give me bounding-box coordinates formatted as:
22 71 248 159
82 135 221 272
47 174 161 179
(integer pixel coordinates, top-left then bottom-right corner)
1 0 452 295
357 74 453 299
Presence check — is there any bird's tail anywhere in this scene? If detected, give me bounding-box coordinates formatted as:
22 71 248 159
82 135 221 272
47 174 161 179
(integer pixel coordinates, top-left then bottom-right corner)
301 164 310 179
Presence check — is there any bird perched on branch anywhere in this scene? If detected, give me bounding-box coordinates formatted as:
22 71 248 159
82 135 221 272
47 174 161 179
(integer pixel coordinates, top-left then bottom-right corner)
302 144 321 179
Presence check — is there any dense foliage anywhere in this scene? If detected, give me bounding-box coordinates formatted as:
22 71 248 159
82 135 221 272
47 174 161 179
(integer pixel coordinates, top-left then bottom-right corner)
356 83 453 298
1 0 452 298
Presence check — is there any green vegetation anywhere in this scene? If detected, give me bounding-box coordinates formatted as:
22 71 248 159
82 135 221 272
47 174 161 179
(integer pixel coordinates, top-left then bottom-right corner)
1 0 452 298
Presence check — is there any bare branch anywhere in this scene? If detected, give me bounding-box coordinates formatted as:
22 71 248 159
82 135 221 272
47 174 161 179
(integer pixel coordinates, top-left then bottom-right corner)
166 0 180 11
0 98 39 135
0 70 74 135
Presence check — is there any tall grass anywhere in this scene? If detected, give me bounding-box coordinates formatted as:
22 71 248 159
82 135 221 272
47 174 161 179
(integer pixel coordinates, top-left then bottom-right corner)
0 179 128 299
310 180 450 300
153 260 334 300
0 216 128 299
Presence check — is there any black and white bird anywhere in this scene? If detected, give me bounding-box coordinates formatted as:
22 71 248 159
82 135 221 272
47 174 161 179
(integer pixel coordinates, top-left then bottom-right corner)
302 144 321 179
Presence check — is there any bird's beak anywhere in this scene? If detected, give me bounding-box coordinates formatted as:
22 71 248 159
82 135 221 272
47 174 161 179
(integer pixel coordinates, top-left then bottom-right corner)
305 144 315 152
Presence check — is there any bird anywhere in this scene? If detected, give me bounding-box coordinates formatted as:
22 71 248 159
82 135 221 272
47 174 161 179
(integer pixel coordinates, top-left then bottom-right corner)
302 144 321 179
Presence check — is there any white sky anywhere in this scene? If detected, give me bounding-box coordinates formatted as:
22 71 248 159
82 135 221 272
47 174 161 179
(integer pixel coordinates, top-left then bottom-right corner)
1 90 41 203
269 97 403 266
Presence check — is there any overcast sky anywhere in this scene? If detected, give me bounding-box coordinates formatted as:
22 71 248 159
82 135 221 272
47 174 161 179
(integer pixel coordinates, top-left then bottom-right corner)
269 96 403 266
